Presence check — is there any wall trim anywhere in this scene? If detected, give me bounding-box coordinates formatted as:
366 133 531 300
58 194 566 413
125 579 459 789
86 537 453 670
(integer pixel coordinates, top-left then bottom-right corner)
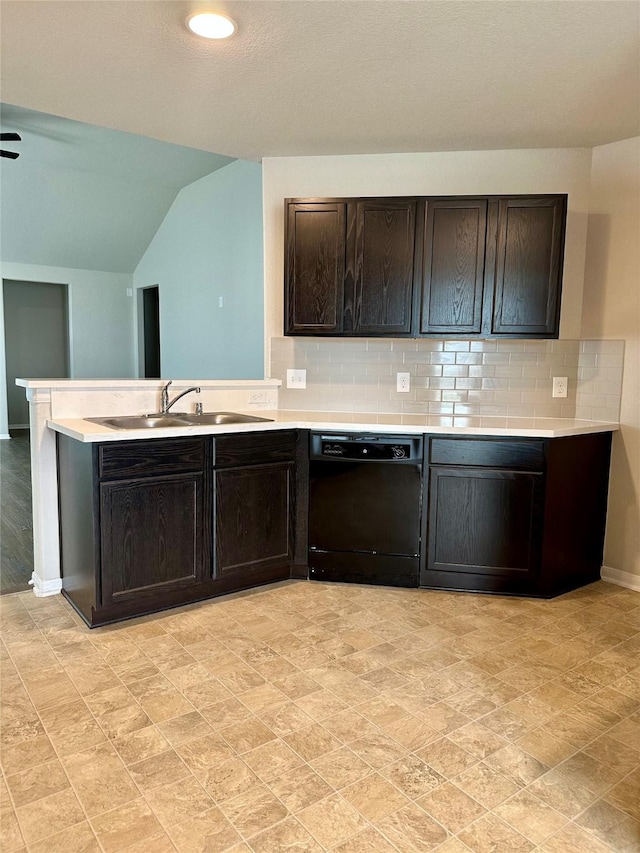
8 423 29 430
31 573 63 597
0 433 10 440
600 565 640 592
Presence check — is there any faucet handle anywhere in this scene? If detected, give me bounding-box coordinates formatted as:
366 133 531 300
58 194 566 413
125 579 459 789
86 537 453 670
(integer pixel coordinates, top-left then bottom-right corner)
195 401 203 416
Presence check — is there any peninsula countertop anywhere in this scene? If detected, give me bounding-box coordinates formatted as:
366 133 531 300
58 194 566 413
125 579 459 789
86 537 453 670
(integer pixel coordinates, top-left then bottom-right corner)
47 410 619 442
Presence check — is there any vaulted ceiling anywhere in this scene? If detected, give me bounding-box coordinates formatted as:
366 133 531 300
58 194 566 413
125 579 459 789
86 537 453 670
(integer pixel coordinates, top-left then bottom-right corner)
0 104 234 273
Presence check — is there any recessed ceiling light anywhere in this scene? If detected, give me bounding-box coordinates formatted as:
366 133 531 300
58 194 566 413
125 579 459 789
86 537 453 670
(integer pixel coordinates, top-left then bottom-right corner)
186 12 236 39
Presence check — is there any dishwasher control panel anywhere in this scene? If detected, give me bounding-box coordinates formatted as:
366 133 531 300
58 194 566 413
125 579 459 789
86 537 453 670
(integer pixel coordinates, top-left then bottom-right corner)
310 433 423 462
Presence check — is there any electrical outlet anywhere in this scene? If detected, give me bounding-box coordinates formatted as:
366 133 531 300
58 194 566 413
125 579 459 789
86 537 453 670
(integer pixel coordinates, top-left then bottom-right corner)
552 376 568 398
396 372 411 393
287 369 306 389
248 391 266 404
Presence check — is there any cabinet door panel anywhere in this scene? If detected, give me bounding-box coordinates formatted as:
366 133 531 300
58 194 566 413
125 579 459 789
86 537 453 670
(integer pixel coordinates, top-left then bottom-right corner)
427 467 543 578
492 196 566 336
421 199 487 334
215 463 292 578
354 199 417 334
285 202 346 334
100 473 206 606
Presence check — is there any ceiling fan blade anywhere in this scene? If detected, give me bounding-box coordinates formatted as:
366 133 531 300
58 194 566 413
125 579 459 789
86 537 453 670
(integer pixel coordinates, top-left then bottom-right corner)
0 132 21 142
0 150 20 159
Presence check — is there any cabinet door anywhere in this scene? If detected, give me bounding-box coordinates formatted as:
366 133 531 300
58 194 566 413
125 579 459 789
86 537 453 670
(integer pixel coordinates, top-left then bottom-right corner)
491 196 566 336
285 202 346 334
100 472 209 608
421 198 487 334
215 463 293 579
353 199 417 335
426 466 543 580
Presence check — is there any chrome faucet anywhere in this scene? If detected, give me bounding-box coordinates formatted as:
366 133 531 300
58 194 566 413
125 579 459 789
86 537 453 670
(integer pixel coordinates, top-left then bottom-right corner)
160 380 201 414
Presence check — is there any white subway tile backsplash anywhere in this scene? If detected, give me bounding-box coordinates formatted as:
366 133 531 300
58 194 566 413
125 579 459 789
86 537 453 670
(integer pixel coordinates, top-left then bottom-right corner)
429 352 457 364
455 353 483 364
444 341 471 351
442 365 470 377
270 337 623 421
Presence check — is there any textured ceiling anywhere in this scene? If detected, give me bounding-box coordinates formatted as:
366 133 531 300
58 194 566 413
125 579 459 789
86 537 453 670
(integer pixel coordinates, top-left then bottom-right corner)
1 1 638 160
0 104 234 273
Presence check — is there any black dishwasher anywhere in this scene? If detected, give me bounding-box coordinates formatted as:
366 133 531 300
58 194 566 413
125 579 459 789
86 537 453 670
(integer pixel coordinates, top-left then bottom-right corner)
308 432 423 587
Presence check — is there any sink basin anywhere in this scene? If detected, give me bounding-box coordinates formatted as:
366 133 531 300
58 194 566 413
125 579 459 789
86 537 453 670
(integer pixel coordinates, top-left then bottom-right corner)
86 415 192 430
180 412 274 425
85 412 274 430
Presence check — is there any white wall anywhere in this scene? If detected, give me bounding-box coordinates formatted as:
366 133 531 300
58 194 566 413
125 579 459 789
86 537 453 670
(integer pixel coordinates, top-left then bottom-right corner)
134 160 264 380
0 263 134 436
582 137 640 586
262 148 593 368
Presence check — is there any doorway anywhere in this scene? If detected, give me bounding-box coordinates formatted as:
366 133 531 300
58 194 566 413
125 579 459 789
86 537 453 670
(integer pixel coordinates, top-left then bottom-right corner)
1 279 69 593
140 285 161 378
3 279 70 427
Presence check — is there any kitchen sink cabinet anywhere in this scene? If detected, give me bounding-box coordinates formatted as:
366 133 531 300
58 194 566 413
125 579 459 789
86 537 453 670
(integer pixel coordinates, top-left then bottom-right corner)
285 194 567 339
420 432 612 596
57 435 213 626
56 431 302 627
213 431 297 583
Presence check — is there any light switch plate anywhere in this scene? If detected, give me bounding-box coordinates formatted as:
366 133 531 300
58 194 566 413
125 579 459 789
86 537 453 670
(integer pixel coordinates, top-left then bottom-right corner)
287 369 306 389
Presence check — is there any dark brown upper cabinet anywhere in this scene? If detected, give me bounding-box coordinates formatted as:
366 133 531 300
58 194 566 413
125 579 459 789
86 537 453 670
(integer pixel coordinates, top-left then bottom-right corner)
285 201 346 334
421 198 488 335
285 194 567 339
491 196 566 336
352 199 419 335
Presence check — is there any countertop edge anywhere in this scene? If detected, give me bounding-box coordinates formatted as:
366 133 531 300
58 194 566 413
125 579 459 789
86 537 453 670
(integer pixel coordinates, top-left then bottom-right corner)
47 415 620 443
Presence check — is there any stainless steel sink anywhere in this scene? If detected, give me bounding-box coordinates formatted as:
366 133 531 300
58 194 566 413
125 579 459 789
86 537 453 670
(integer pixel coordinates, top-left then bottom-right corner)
85 415 193 430
180 412 273 425
85 412 274 430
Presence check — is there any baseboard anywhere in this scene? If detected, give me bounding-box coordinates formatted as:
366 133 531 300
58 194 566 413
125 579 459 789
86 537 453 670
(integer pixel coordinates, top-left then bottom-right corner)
600 565 640 592
0 434 10 440
8 423 29 430
31 574 63 597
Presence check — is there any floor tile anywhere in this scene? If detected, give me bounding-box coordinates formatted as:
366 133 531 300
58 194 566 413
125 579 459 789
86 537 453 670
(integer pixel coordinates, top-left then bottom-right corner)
15 787 84 846
2 580 639 853
341 771 410 821
296 793 368 849
62 742 139 817
376 802 449 852
219 782 289 838
417 781 486 833
89 798 162 852
5 758 70 808
248 816 323 852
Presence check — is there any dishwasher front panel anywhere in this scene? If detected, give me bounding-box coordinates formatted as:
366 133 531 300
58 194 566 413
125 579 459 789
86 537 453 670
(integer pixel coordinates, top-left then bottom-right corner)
309 459 422 556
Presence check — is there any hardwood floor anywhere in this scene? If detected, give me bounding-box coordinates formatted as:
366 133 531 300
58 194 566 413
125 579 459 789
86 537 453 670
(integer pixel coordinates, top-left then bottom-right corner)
0 429 33 594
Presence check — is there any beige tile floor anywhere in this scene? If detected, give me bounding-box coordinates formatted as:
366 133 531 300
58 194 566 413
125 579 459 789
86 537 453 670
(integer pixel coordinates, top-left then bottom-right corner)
1 580 639 853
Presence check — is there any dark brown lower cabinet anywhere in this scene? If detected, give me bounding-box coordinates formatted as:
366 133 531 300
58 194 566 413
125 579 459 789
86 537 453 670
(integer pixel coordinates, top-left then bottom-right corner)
214 431 297 582
57 431 299 627
100 474 208 608
420 432 612 597
57 435 214 626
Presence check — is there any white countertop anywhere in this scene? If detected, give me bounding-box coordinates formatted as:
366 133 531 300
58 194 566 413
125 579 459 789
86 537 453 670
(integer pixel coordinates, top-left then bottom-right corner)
47 410 619 442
